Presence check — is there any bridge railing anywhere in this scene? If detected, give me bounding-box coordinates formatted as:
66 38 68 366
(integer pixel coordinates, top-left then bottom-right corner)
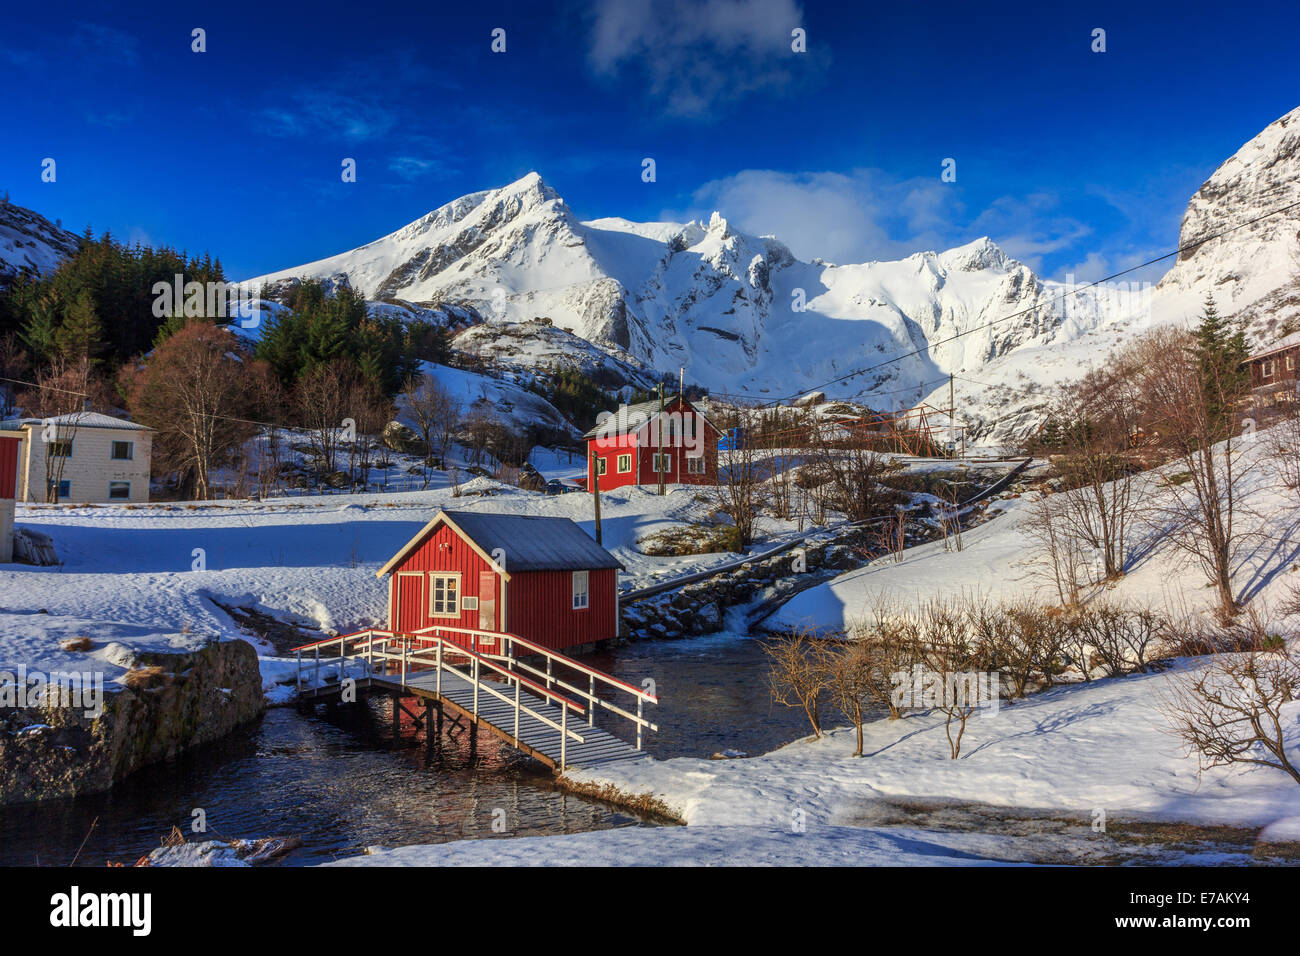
400 623 658 751
291 628 590 767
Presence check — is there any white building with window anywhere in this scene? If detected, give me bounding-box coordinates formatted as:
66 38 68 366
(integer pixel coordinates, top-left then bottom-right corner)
0 412 153 504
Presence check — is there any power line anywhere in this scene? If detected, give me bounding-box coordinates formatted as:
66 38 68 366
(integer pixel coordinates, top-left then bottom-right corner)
753 194 1300 406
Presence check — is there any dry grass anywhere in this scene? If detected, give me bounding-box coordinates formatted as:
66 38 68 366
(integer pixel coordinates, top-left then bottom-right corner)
60 635 94 652
555 778 682 823
122 666 169 690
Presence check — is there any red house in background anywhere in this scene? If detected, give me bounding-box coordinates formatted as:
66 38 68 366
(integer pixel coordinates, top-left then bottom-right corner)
1244 331 1300 412
1 428 19 563
375 510 623 653
583 393 720 491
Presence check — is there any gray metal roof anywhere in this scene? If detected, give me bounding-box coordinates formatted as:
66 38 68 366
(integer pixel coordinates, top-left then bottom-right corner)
0 412 151 431
443 510 622 572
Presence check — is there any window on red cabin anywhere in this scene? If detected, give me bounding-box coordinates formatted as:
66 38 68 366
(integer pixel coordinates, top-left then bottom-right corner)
572 570 589 609
686 456 706 474
595 457 607 475
652 453 671 472
429 573 460 617
1263 360 1276 378
617 453 632 473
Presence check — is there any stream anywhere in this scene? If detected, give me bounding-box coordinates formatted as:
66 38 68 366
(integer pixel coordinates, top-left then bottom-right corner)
0 628 800 866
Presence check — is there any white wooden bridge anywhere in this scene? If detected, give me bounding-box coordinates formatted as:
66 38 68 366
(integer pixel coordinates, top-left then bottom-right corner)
290 625 658 772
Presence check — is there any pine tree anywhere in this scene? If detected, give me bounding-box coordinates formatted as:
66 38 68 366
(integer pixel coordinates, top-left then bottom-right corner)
55 290 104 361
1191 296 1249 431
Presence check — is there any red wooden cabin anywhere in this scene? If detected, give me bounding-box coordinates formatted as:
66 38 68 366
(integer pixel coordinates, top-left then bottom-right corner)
375 509 623 653
583 393 720 491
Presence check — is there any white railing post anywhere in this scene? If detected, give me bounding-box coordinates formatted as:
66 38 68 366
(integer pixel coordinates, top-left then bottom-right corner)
401 638 408 687
514 678 520 740
588 673 595 727
436 639 442 696
314 645 320 691
561 705 567 770
295 649 302 692
367 632 374 674
473 657 480 716
637 696 643 751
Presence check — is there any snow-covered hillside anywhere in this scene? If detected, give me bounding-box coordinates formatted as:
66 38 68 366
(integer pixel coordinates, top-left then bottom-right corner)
0 198 79 289
247 175 1113 417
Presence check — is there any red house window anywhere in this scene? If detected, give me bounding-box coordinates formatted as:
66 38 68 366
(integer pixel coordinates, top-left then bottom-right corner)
686 456 706 474
429 573 460 617
572 570 589 609
617 453 632 473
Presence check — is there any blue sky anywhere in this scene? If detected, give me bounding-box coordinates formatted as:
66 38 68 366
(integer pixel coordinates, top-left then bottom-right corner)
3 0 1297 283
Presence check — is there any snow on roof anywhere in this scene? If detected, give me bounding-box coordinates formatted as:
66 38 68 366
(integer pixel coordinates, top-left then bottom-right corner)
376 508 622 578
1 412 151 431
1248 330 1300 361
582 394 717 439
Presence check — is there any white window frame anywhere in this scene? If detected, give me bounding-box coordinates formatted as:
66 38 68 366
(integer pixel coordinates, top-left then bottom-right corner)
617 453 632 473
572 570 589 610
429 572 461 618
652 453 671 473
595 457 608 476
686 455 706 474
1262 359 1276 378
108 481 131 500
1287 355 1296 372
111 440 134 461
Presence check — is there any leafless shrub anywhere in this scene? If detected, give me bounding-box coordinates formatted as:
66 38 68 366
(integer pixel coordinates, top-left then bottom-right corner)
1159 643 1300 786
762 627 830 738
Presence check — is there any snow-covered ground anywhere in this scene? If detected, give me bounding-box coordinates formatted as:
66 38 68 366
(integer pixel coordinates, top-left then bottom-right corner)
322 432 1300 865
0 472 818 701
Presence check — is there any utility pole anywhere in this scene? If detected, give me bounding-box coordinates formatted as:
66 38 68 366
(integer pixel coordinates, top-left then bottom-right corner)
590 450 602 545
948 373 956 460
657 382 666 496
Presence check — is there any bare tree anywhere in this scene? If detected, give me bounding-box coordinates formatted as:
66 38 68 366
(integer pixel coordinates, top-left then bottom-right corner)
762 627 831 738
125 322 260 501
1135 327 1253 618
1022 492 1089 605
711 406 770 547
1159 639 1300 786
295 358 359 480
402 372 461 484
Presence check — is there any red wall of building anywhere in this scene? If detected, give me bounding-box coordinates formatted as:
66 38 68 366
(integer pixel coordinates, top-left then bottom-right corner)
386 521 618 652
506 568 618 651
388 522 499 640
587 399 719 491
0 435 19 500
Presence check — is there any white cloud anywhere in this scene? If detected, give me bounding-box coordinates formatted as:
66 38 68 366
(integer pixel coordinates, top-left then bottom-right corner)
667 168 1162 282
667 168 964 264
586 0 812 117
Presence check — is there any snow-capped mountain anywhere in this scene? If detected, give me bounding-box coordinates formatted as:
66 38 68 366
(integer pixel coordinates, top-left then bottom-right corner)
0 198 80 289
248 173 1114 415
248 104 1300 447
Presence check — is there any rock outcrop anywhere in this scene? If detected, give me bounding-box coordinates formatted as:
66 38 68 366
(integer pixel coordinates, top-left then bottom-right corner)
0 639 266 805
